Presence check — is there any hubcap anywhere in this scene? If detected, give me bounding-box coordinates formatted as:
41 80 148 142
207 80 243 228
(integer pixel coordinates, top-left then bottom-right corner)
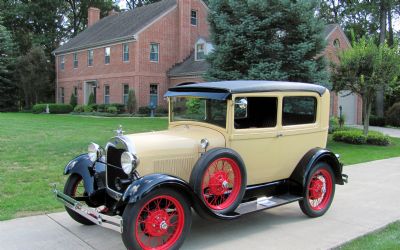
308 169 333 211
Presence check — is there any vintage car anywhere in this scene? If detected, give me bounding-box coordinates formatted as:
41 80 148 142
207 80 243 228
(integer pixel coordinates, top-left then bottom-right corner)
54 80 348 250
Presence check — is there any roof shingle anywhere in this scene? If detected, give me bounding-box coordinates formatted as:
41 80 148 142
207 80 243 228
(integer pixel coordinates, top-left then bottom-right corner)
54 0 177 54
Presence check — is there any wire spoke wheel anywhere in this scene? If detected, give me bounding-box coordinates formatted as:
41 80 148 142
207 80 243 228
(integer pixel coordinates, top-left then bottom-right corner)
201 157 241 211
135 195 185 250
307 169 333 211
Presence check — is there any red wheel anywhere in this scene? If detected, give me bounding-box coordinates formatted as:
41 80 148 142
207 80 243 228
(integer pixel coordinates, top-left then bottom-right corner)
122 188 192 250
190 148 247 214
201 157 241 211
299 163 335 217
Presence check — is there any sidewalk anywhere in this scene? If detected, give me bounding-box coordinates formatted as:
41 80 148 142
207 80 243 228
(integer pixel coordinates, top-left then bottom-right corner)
1 157 399 250
351 125 400 138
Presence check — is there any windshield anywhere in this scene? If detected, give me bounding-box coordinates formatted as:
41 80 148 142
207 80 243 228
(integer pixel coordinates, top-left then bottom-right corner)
170 96 227 128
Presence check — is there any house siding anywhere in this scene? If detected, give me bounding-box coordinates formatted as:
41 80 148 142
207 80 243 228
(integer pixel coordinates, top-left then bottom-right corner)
56 0 209 109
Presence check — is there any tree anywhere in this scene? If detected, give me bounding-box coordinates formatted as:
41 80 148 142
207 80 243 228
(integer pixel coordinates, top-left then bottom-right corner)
0 21 17 111
125 0 161 10
88 92 95 105
14 46 52 109
206 0 329 86
332 38 400 135
127 89 137 114
65 0 117 37
69 93 78 108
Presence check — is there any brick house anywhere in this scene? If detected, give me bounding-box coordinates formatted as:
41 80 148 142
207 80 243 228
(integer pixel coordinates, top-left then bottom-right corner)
54 0 361 124
54 0 209 108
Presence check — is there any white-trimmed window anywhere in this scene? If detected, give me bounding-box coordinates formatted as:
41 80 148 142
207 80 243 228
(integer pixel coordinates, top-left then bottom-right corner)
104 85 110 104
191 10 197 26
60 87 65 103
150 84 158 107
73 53 78 68
123 84 129 105
104 47 110 64
60 55 65 70
195 43 205 61
123 43 129 62
87 50 93 66
73 86 78 96
150 43 159 62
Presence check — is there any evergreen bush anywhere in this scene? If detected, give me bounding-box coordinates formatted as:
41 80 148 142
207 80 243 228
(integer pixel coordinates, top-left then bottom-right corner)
69 93 77 108
386 102 400 127
32 104 73 114
127 89 137 114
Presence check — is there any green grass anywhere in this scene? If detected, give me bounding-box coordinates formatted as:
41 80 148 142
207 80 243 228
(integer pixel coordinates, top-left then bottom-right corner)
341 221 400 249
0 113 168 220
327 135 400 165
0 113 399 221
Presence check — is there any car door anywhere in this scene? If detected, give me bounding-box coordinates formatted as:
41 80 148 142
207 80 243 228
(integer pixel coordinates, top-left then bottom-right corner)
275 92 325 178
228 93 282 185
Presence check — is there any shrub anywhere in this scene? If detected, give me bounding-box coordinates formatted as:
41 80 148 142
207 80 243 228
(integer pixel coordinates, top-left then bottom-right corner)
88 93 95 105
106 106 118 114
69 93 77 108
97 104 108 112
386 102 400 127
73 105 84 113
32 104 73 114
329 116 339 133
369 115 385 127
83 105 94 112
333 130 391 146
127 89 137 114
366 133 391 146
333 130 367 144
138 106 151 115
111 103 126 114
155 107 168 115
90 104 98 112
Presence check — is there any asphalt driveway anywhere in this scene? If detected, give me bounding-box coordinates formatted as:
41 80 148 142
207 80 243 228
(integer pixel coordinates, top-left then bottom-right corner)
1 157 400 250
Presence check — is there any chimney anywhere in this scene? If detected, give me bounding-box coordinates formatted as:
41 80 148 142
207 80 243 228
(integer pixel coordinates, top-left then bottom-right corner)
178 0 192 62
88 7 100 27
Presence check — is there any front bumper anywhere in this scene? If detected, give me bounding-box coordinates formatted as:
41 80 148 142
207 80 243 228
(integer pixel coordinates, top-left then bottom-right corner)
52 186 122 233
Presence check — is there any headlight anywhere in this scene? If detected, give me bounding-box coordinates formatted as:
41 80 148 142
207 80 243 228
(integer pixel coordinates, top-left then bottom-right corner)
88 142 101 162
121 151 138 175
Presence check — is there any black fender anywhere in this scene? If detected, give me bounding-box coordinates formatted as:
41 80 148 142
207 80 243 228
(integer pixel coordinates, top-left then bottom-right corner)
289 148 344 194
122 174 238 221
64 154 104 195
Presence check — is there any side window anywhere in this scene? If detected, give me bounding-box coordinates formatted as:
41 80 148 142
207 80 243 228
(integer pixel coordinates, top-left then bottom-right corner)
282 96 317 126
234 97 277 129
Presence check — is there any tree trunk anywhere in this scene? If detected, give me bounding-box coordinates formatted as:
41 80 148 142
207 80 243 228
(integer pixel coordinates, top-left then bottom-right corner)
388 5 394 47
376 0 387 117
362 96 369 136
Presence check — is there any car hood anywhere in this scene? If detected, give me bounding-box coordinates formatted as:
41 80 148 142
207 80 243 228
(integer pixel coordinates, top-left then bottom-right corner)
123 125 226 181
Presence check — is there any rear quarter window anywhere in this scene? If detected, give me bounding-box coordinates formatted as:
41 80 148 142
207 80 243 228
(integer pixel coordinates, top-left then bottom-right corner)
282 96 317 126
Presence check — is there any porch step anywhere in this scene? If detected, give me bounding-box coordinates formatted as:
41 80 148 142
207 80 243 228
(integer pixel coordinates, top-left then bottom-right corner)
234 194 303 216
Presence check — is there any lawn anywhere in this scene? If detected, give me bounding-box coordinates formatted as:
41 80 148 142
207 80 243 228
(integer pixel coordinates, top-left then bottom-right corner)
0 113 399 221
341 221 400 249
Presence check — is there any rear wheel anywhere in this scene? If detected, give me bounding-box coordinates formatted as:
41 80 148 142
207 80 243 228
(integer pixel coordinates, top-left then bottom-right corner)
299 163 335 217
122 188 192 250
63 174 95 225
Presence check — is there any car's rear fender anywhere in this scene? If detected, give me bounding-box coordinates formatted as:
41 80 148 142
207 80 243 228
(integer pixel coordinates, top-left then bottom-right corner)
122 174 237 221
64 154 106 195
289 148 344 194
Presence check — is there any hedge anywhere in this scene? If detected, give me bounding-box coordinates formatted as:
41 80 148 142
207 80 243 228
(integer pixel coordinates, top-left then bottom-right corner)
32 104 73 114
333 130 391 146
369 115 386 127
386 102 400 127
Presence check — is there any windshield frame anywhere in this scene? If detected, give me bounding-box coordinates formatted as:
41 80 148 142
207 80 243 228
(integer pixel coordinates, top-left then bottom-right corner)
168 96 229 130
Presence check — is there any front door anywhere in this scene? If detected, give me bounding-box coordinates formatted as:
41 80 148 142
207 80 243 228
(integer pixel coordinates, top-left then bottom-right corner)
229 94 281 185
84 81 97 104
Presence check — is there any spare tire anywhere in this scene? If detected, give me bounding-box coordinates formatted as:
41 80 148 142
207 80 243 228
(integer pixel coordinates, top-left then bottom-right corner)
190 148 247 214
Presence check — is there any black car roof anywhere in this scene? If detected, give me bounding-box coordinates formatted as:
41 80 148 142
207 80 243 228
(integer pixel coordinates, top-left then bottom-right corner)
165 80 327 100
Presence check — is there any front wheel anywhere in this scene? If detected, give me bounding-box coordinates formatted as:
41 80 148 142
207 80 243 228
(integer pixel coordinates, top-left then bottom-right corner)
299 162 335 217
63 174 95 225
122 188 192 250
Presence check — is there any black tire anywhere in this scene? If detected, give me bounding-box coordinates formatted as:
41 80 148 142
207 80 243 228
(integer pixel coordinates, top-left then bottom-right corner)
63 174 95 225
122 188 192 250
190 148 247 214
299 162 336 218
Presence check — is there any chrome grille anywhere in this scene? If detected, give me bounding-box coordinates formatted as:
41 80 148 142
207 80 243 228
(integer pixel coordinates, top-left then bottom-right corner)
106 146 129 193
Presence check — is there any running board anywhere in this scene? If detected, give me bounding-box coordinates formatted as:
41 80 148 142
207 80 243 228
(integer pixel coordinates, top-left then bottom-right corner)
233 194 303 216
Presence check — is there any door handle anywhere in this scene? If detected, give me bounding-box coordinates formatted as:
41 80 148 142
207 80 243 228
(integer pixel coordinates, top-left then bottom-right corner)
276 133 284 138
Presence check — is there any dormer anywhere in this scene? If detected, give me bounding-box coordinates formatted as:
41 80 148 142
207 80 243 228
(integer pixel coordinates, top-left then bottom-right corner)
195 38 214 61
